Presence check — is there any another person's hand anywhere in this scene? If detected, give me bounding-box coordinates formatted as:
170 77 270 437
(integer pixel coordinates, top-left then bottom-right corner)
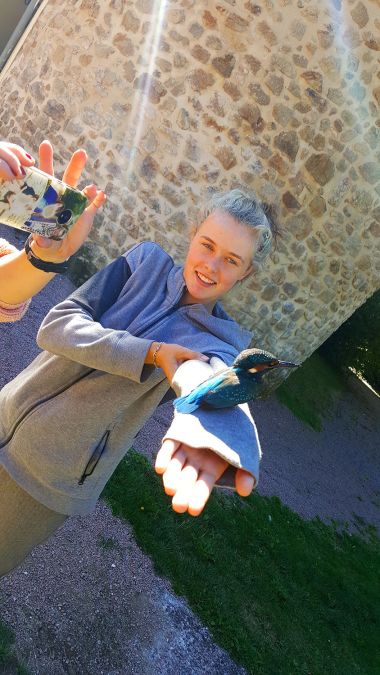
0 141 35 180
155 440 255 516
145 342 209 384
31 140 106 262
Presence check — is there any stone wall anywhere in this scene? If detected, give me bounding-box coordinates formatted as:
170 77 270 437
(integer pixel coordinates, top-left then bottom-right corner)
0 0 379 363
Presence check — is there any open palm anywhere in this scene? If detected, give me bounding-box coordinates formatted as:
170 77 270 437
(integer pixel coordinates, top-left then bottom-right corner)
155 439 255 516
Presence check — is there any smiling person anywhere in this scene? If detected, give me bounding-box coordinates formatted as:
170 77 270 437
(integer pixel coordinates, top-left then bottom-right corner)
0 188 276 577
0 140 106 322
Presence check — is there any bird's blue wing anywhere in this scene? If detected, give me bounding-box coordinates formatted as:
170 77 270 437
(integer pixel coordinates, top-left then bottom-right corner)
173 394 202 414
173 371 231 413
202 371 249 408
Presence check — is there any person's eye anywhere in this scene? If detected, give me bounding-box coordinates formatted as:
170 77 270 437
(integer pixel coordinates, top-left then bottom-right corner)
201 242 213 250
226 257 238 266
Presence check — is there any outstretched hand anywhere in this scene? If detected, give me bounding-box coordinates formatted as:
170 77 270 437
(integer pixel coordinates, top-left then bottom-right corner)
0 140 105 263
155 439 254 516
31 140 106 262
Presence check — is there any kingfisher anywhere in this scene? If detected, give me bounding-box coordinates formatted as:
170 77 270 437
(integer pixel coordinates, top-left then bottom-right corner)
173 348 298 413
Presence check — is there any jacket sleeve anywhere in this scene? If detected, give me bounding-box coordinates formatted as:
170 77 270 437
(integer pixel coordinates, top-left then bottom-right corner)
0 238 30 322
37 255 153 382
162 357 262 490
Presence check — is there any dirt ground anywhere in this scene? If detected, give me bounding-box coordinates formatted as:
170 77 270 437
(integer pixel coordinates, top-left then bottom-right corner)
1 225 379 674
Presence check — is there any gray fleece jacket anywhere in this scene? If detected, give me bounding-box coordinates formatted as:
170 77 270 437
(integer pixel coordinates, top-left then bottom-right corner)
0 242 261 515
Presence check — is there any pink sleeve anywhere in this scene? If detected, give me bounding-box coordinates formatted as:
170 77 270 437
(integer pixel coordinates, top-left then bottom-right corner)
0 238 31 322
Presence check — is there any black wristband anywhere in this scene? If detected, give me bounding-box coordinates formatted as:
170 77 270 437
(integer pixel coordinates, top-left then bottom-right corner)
24 235 70 273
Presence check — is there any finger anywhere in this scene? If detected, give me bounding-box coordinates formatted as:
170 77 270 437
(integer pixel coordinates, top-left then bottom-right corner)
155 439 181 474
62 148 87 187
171 464 199 513
0 142 34 162
0 157 21 180
38 140 54 175
83 188 106 212
162 449 187 495
187 471 215 516
82 183 98 201
0 144 35 176
235 469 255 497
178 349 209 362
68 191 105 242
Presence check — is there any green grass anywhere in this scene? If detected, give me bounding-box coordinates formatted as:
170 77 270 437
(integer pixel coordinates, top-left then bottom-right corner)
276 352 346 431
0 620 14 665
0 620 29 674
97 535 121 551
103 451 380 675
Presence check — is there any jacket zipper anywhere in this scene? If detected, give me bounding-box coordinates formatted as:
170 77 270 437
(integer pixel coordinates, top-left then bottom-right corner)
0 369 94 450
0 301 179 450
78 430 110 485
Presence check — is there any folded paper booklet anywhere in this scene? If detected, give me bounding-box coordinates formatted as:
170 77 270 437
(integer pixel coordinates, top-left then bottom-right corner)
0 167 88 239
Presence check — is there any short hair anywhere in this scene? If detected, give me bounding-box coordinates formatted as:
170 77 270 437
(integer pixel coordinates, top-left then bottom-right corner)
198 188 279 263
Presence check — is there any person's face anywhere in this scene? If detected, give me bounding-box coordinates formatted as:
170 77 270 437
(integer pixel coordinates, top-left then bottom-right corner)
182 209 256 305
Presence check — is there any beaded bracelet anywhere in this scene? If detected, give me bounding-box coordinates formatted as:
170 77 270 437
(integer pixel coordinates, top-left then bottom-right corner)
152 342 163 368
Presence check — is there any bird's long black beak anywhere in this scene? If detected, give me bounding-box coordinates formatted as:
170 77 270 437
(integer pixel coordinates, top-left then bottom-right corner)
277 361 299 368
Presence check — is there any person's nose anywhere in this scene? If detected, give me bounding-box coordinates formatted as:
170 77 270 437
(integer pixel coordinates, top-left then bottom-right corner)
204 254 220 276
207 256 221 281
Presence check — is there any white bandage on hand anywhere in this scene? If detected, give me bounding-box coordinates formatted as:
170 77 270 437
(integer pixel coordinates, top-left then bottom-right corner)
171 358 215 397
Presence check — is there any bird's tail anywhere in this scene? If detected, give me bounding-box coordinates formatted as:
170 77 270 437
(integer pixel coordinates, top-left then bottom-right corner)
173 394 200 413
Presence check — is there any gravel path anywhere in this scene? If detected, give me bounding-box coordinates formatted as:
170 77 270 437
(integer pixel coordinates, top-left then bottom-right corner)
1 225 379 674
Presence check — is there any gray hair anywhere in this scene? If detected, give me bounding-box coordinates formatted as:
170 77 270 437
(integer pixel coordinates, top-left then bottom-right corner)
198 188 278 263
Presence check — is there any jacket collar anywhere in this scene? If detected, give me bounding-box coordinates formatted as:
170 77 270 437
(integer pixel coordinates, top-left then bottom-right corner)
166 264 252 352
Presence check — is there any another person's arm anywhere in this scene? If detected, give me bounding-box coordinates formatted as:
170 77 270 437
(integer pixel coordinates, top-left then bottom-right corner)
0 238 31 321
0 141 105 308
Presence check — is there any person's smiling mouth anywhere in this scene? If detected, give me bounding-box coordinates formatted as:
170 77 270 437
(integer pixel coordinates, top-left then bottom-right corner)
195 271 217 286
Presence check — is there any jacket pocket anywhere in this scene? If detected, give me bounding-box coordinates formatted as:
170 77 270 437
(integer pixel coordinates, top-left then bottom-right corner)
78 430 110 485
